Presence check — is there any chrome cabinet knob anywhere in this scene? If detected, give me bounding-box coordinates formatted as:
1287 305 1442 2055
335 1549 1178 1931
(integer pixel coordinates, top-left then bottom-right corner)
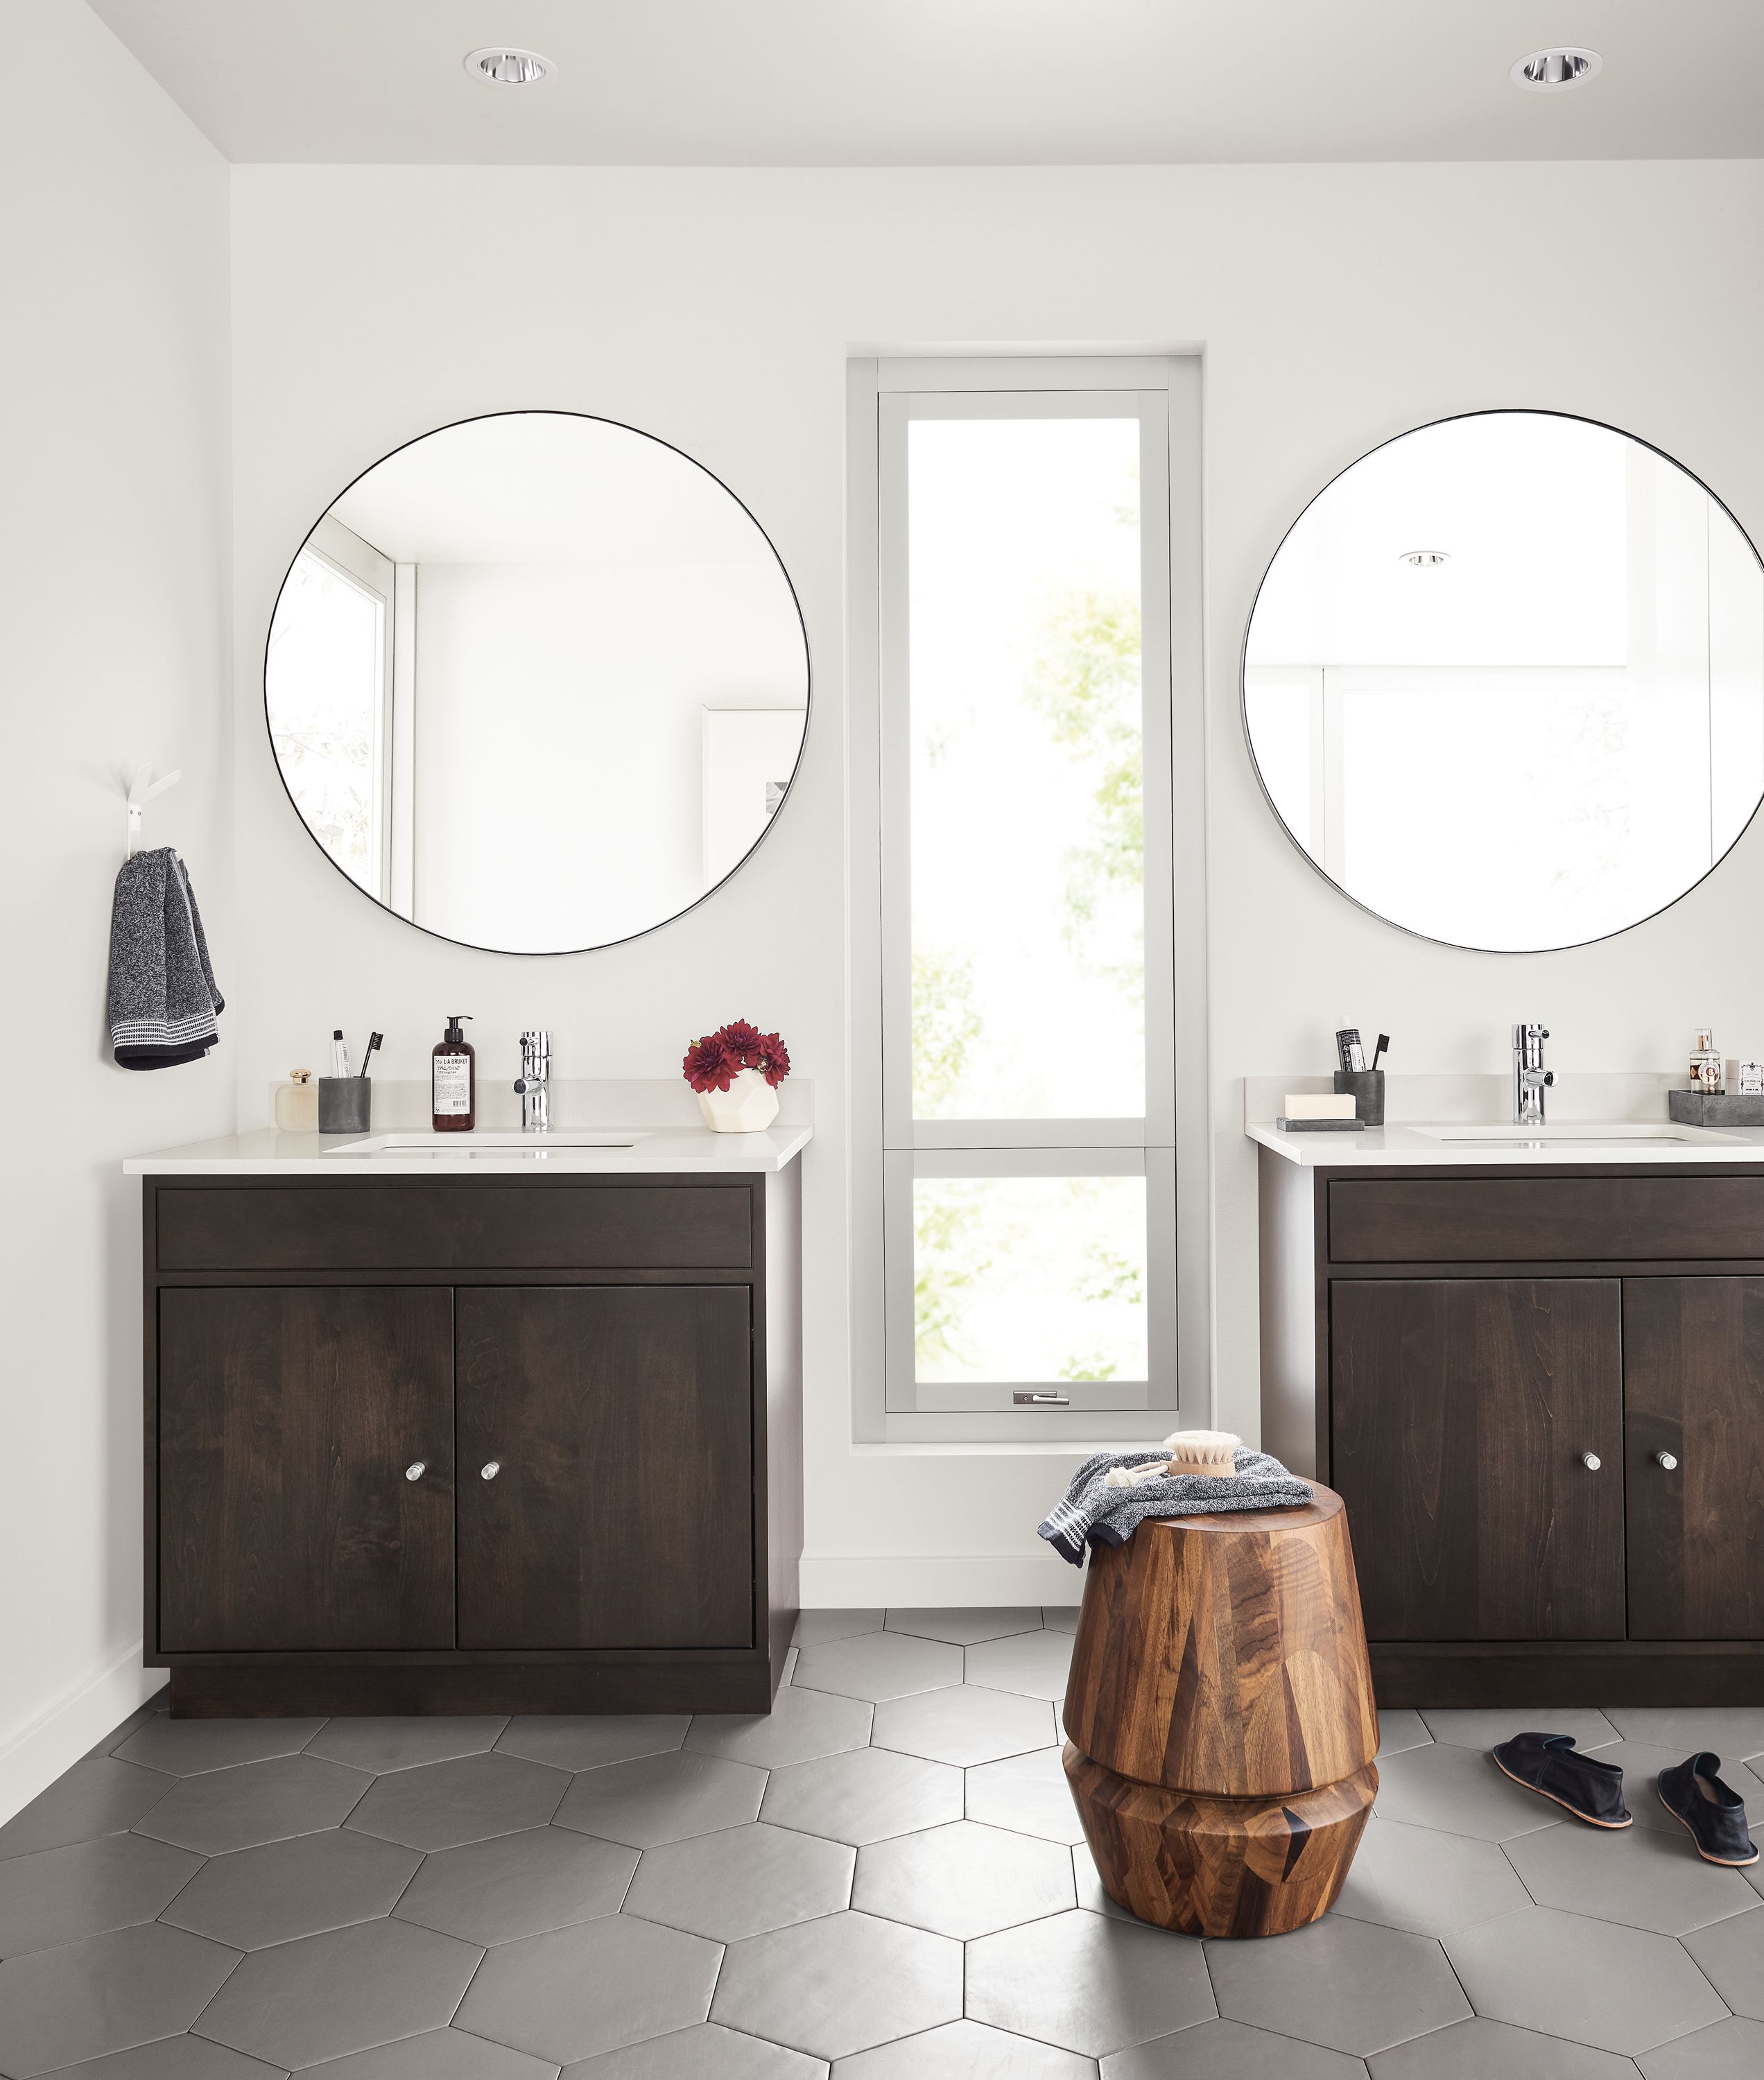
481 1460 501 1480
1654 1450 1679 1471
1580 1452 1602 1471
404 1461 426 1482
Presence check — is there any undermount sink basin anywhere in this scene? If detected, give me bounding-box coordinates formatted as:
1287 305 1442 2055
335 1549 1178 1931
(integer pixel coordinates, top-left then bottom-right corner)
1413 1123 1737 1147
325 1132 646 1157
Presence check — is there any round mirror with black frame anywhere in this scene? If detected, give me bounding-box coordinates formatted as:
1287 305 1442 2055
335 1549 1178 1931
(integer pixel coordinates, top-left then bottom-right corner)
1243 409 1764 953
264 410 811 955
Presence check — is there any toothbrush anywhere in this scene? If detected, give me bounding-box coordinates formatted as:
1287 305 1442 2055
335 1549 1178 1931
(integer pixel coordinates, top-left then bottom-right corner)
1372 1034 1390 1071
361 1033 383 1079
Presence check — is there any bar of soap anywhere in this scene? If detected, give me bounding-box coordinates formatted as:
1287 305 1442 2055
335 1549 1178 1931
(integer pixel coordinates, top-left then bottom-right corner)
1285 1092 1355 1120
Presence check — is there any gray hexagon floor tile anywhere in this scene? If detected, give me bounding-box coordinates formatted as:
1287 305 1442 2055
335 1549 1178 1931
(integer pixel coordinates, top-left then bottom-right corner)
395 1823 638 1944
712 1907 962 2060
1376 1710 1432 1758
135 1754 371 1855
1607 1709 1764 1762
1042 1606 1082 1633
793 1632 964 1703
192 1916 481 2069
0 1756 173 1862
967 1908 1212 2059
1445 1905 1729 2056
1682 1906 1764 2019
161 1826 421 1950
0 1922 239 2078
1418 1708 1619 1753
793 1609 885 1647
1505 1814 1758 1934
1638 2016 1764 2077
1331 1813 1533 1938
1370 1740 1564 1841
1368 2015 1642 2078
1207 1915 1470 2058
1105 2016 1367 2077
870 1685 1056 1767
965 1746 1085 1844
564 2021 826 2077
684 1684 872 1768
304 1716 509 1774
963 1631 1074 1701
623 1819 853 1940
1577 1742 1764 1837
0 1830 200 1955
23 2038 284 2079
838 2018 1096 2077
884 1609 1044 1646
454 1911 721 2064
853 1819 1074 1939
555 1750 766 1848
347 1751 569 1851
760 1746 964 1845
497 1715 691 1772
298 2027 557 2077
111 1717 326 1776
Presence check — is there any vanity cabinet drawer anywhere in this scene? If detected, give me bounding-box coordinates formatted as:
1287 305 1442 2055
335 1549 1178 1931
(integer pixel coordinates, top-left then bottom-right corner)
157 1183 752 1272
1329 1175 1764 1265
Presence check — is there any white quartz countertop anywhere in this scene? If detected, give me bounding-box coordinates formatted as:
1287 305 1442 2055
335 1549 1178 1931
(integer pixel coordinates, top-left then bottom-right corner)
126 1123 812 1176
1249 1119 1764 1167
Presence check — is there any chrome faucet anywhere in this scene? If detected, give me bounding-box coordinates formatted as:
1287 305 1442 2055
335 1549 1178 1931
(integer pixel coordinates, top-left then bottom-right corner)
514 1030 551 1133
1512 1023 1555 1126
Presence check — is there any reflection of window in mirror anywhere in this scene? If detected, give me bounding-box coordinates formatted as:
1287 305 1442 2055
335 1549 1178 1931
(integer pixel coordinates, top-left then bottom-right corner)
702 707 807 886
264 515 396 901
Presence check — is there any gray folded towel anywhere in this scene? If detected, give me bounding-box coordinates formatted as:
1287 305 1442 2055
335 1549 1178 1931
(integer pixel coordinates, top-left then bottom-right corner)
1037 1447 1314 1566
108 847 224 1071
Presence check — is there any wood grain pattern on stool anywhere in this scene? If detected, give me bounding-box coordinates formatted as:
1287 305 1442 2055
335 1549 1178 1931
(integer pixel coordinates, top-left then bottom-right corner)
1062 1484 1378 1937
1065 1744 1378 1939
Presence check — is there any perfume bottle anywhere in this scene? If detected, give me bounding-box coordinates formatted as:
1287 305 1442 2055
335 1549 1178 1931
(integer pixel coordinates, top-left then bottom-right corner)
1690 1028 1725 1095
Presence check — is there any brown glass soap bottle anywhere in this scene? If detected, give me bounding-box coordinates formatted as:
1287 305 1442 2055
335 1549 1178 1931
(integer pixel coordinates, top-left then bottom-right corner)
432 1014 475 1132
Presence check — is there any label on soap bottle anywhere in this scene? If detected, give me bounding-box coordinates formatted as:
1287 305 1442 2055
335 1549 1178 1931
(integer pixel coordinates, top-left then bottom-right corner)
433 1057 472 1115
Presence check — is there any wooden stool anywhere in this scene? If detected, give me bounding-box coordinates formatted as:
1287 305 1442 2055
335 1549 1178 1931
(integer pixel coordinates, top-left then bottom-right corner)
1062 1482 1378 1939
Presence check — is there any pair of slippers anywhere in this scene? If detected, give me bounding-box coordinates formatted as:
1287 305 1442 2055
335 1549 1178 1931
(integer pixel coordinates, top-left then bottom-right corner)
1492 1732 1758 1866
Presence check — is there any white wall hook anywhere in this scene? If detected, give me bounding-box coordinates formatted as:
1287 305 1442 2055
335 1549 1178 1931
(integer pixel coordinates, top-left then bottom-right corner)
126 763 181 859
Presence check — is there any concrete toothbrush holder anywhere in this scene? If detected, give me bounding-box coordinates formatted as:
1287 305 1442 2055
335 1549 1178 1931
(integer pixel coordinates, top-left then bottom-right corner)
318 1077 372 1134
1333 1068 1385 1127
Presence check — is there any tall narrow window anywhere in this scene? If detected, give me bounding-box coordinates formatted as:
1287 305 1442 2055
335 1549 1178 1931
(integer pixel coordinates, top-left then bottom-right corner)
874 372 1180 1419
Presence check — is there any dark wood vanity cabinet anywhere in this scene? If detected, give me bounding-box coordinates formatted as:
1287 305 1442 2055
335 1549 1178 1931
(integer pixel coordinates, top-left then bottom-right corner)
1261 1155 1764 1704
144 1172 802 1717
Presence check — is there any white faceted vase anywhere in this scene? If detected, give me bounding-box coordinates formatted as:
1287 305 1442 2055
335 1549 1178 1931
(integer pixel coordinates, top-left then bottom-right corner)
697 1068 781 1134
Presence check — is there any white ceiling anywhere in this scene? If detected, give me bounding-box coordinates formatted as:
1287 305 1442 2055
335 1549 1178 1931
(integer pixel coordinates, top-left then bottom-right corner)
85 1 1764 166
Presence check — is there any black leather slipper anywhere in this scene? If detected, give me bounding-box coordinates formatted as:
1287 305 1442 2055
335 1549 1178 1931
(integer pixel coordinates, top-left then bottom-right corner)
1491 1731 1632 1827
1658 1753 1759 1866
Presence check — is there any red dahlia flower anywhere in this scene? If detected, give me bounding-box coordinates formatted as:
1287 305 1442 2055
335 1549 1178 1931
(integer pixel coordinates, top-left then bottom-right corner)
753 1032 791 1087
716 1019 766 1067
682 1034 739 1093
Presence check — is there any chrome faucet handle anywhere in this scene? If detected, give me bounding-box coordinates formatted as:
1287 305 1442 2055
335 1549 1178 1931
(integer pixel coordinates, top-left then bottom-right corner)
514 1030 553 1132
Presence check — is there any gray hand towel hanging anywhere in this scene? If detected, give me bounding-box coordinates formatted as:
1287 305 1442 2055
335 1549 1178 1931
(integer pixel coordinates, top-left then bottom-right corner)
107 847 224 1070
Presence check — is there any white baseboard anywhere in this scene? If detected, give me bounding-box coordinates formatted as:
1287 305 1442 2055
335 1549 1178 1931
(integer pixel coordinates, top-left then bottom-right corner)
799 1554 1082 1609
0 1643 164 1828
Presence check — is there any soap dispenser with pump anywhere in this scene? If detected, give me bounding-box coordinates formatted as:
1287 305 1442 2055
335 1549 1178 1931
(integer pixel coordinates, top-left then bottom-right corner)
433 1015 476 1132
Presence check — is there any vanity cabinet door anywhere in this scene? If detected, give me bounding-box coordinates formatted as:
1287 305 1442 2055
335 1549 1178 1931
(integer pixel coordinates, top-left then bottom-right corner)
157 1287 456 1652
1331 1279 1625 1641
455 1286 754 1650
1624 1278 1764 1640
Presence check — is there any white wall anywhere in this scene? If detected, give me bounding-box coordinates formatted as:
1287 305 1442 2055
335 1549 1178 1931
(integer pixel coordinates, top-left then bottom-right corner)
229 160 1764 1606
0 3 231 1811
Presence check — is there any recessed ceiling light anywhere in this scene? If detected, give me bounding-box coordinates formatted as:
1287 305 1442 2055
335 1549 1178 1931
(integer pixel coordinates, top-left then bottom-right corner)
1511 47 1602 93
1399 549 1451 568
464 47 557 88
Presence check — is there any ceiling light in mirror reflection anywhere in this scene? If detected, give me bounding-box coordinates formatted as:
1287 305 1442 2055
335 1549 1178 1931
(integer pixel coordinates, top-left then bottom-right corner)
1244 412 1764 951
265 413 808 955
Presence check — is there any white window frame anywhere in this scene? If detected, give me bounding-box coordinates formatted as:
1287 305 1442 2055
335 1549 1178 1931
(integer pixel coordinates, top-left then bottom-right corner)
304 513 398 903
848 355 1211 1442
